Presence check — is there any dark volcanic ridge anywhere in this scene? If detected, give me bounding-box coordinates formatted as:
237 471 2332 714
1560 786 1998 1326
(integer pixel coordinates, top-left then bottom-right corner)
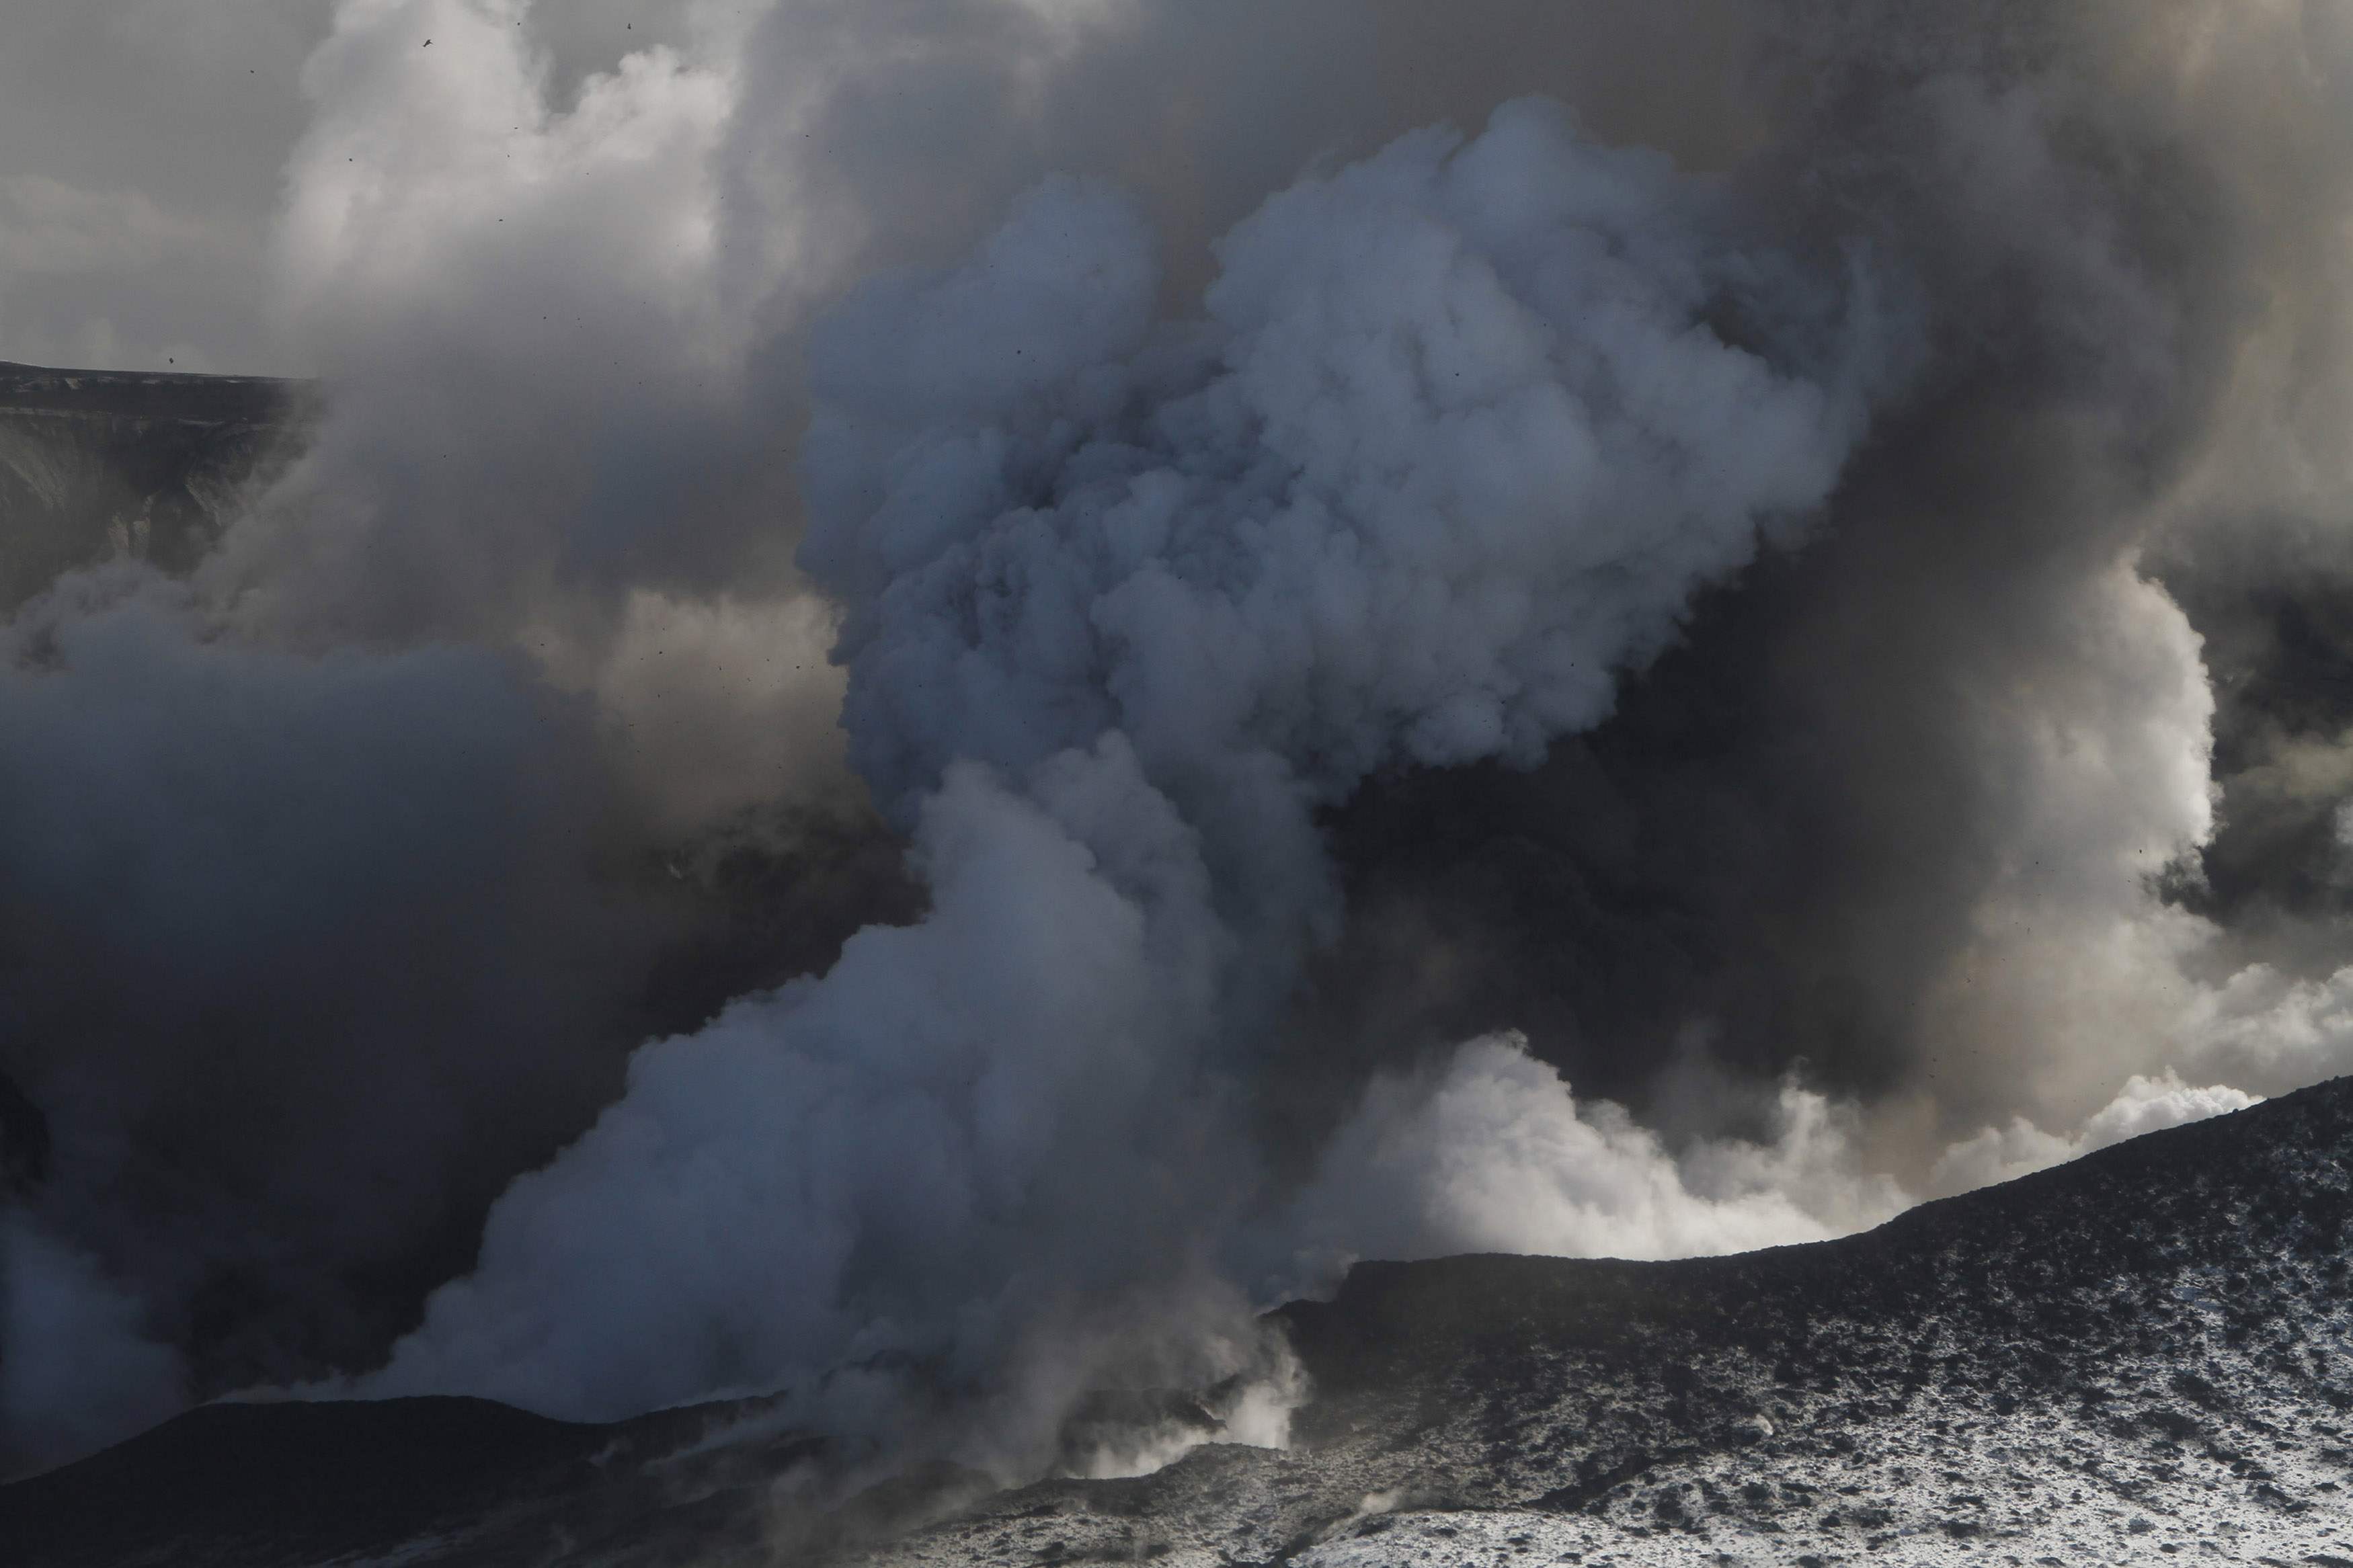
7 1075 2351 1566
0 362 304 425
0 360 313 608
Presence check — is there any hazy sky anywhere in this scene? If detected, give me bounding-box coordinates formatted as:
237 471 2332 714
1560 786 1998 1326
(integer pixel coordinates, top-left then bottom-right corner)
0 0 703 374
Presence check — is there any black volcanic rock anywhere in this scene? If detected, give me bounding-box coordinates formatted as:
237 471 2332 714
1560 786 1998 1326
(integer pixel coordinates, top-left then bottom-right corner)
0 364 298 425
7 1078 2353 1565
0 1398 600 1567
0 360 311 608
0 1395 837 1568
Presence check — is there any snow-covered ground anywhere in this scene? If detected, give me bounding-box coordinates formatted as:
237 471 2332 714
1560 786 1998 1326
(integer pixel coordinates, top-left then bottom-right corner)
7 1076 2350 1567
856 1079 2353 1567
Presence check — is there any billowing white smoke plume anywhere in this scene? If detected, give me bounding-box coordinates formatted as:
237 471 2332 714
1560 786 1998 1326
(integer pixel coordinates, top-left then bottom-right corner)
214 0 854 830
372 101 1899 1428
1281 1034 1907 1275
1927 1071 2261 1198
11 0 2353 1484
1285 1035 2265 1282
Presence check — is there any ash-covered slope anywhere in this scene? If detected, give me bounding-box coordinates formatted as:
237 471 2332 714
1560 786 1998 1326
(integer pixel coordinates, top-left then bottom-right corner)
821 1075 2353 1565
0 361 311 608
7 1078 2350 1567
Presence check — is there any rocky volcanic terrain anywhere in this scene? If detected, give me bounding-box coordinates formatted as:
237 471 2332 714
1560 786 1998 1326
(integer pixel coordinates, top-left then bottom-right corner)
4 1077 2350 1566
0 360 309 608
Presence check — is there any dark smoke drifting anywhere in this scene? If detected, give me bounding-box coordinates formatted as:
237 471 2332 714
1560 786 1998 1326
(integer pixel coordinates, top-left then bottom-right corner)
6 0 2353 1482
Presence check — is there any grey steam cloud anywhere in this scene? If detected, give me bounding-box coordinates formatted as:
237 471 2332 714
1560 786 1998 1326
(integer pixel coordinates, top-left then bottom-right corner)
368 102 1895 1428
6 0 2353 1483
